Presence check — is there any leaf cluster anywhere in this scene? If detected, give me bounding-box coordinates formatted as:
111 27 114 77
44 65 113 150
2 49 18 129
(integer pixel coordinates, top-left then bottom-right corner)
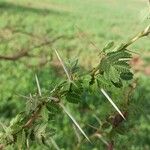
0 25 149 149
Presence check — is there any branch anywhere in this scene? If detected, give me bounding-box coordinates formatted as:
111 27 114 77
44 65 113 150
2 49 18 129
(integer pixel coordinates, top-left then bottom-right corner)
121 24 150 49
0 36 63 61
23 103 43 128
90 24 150 80
0 49 29 61
107 141 114 150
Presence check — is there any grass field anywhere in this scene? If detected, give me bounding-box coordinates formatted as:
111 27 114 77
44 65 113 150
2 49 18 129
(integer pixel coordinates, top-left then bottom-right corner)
0 0 150 149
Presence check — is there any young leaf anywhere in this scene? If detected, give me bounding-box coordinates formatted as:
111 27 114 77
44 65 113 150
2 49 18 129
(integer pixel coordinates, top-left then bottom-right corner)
103 41 114 52
97 75 111 89
111 79 123 88
46 102 60 114
66 92 80 104
114 61 130 73
120 72 133 80
108 66 120 83
41 106 49 122
107 51 131 63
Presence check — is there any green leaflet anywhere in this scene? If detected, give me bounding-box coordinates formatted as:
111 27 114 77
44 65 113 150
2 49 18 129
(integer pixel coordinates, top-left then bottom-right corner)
70 80 83 91
120 72 133 80
10 113 24 127
99 49 132 87
96 75 111 89
66 58 79 74
107 51 132 63
41 106 49 122
65 80 84 104
109 66 120 83
34 123 47 144
25 94 40 115
114 61 130 73
103 41 114 52
16 130 26 149
11 124 22 134
46 102 61 114
99 57 110 73
66 92 81 104
111 79 123 88
0 122 14 142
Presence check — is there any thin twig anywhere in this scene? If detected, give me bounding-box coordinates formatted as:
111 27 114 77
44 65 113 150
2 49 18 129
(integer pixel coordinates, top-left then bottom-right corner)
121 24 150 49
90 25 150 80
0 49 29 61
0 36 63 61
76 25 101 52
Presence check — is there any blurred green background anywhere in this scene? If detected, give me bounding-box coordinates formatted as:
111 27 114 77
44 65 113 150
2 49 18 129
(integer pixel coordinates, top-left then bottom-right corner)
0 0 149 149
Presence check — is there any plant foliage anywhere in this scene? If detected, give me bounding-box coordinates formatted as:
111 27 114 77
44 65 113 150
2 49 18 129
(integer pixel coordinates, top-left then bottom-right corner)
0 25 149 150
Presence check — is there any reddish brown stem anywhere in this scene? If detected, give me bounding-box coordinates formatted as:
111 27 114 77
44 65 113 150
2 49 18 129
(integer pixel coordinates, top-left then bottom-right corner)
23 104 42 128
107 141 114 150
